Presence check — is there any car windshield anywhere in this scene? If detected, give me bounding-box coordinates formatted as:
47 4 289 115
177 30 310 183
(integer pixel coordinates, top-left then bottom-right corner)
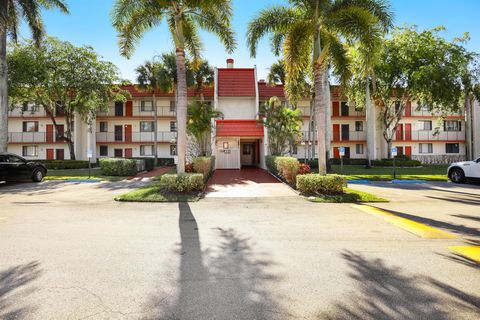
6 155 25 163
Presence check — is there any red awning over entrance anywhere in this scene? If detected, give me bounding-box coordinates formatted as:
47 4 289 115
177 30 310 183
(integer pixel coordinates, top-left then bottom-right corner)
216 120 264 137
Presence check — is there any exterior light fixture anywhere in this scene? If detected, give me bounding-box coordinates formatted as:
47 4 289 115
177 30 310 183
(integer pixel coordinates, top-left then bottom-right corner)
223 142 229 149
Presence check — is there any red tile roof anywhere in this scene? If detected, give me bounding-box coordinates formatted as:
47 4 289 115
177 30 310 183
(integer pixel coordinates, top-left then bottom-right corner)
258 82 285 98
218 68 256 97
216 120 264 137
119 85 214 98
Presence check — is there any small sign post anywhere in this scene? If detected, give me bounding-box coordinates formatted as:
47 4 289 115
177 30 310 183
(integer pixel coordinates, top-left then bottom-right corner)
87 150 93 179
339 147 345 173
391 147 398 180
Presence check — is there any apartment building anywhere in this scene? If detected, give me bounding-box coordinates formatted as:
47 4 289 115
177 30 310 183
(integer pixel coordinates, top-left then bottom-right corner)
6 59 479 166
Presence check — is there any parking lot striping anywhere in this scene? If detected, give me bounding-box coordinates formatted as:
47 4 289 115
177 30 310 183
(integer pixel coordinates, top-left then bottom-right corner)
351 204 458 239
448 246 480 263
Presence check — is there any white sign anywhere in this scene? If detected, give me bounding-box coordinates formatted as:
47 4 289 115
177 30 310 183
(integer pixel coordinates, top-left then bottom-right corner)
173 156 178 164
339 147 345 156
87 150 93 158
391 147 398 157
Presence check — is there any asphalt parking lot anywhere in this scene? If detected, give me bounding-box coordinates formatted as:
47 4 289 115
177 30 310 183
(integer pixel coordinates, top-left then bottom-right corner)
0 180 479 319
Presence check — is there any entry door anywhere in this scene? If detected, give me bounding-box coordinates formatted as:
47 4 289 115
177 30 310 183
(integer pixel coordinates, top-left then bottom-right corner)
56 125 64 142
396 124 404 141
333 124 340 141
46 149 54 160
56 149 64 160
405 146 412 157
114 126 123 141
124 125 132 142
125 148 132 158
405 124 412 141
341 124 349 141
241 143 254 166
126 101 133 116
46 124 54 143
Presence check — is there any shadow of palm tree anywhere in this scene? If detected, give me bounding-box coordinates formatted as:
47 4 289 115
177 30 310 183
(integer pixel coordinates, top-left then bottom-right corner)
143 202 286 319
0 261 42 319
317 251 480 319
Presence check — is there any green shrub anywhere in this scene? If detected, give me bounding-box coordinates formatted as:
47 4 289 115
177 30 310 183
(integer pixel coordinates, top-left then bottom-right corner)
99 158 137 176
372 159 421 167
296 174 347 195
329 158 368 166
132 157 155 171
265 156 278 176
160 173 204 193
157 158 175 166
192 156 215 181
41 160 89 170
275 156 300 185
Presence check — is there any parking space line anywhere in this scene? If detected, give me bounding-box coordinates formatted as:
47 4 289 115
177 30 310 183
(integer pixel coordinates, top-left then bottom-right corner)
449 246 480 263
351 204 458 239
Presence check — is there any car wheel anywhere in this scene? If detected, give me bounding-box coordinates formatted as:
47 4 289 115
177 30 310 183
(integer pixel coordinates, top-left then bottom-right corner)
449 168 466 183
32 169 44 182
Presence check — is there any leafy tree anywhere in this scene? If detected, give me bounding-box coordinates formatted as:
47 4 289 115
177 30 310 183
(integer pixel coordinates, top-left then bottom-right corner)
187 100 222 156
8 38 129 159
259 97 302 156
0 0 69 152
112 0 236 173
247 0 393 174
189 59 213 101
267 60 286 85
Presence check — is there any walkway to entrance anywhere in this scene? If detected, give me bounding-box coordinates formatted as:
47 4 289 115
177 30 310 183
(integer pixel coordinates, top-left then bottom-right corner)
205 167 298 198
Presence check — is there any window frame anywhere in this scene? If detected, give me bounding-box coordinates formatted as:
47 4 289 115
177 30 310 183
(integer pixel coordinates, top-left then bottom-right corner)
99 122 108 133
140 145 154 156
445 143 459 154
22 121 39 132
170 121 177 132
141 100 154 112
22 145 38 157
355 144 364 154
99 145 108 157
355 121 363 132
419 143 433 154
140 121 155 132
170 144 177 156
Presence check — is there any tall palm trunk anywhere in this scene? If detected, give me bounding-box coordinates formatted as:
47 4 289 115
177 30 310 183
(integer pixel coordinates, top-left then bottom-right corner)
175 48 187 173
324 74 331 172
313 24 327 174
0 3 8 153
365 77 375 167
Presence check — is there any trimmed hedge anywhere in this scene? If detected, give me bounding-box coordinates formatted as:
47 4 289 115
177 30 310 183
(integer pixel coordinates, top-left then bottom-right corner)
132 157 155 171
42 160 89 170
371 159 421 167
157 158 175 166
265 156 300 185
160 173 204 193
265 156 279 176
329 158 368 166
297 174 347 196
99 158 137 176
192 156 215 181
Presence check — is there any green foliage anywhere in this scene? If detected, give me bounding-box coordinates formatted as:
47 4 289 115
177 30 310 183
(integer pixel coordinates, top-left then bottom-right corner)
99 158 137 176
267 60 286 85
160 173 204 193
371 159 422 167
309 188 388 203
260 97 302 156
265 155 279 176
188 101 222 156
132 157 155 171
157 158 175 166
192 156 215 181
41 160 89 170
296 174 347 196
275 156 300 185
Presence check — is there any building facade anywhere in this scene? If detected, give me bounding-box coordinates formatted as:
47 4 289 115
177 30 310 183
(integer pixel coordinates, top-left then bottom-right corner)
6 59 479 166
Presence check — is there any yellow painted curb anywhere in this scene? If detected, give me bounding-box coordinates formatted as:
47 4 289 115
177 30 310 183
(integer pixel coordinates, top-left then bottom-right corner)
352 204 457 239
449 246 480 263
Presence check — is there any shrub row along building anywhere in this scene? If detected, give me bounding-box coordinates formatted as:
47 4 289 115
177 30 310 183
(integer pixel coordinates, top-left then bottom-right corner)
7 59 480 168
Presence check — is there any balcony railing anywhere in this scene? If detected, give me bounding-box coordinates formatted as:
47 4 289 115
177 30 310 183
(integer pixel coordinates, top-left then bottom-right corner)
394 130 465 141
96 131 177 143
300 131 366 142
8 109 48 117
8 132 66 143
298 106 366 118
97 106 176 118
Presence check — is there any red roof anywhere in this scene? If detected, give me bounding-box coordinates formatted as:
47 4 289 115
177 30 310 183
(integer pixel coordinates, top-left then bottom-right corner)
216 120 264 137
218 68 256 97
258 82 285 98
119 85 214 98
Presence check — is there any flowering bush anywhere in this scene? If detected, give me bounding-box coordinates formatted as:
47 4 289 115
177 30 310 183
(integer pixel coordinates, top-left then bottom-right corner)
298 163 311 175
185 163 194 173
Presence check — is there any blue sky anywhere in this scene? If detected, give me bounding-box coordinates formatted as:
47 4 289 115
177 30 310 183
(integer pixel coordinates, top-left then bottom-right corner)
20 0 480 82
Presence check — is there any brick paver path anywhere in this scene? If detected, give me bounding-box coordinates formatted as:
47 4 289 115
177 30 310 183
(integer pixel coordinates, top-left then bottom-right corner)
129 166 174 181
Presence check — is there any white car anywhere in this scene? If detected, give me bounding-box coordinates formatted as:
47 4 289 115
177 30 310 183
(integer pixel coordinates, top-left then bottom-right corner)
448 158 480 183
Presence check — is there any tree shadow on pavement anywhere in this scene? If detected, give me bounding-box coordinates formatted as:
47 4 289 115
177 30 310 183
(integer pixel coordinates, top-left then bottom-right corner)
0 261 42 320
0 181 70 197
143 202 287 320
317 251 480 319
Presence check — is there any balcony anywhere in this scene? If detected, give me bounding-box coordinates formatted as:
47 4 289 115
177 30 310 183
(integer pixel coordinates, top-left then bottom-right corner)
97 106 176 118
300 131 366 142
298 106 366 118
8 109 48 118
8 132 66 144
394 130 465 142
96 131 177 143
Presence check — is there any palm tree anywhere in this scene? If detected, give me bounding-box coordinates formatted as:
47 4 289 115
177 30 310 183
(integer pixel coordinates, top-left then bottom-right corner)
190 60 213 101
0 0 69 152
187 100 222 156
112 0 236 173
135 60 164 165
247 0 392 174
267 60 286 85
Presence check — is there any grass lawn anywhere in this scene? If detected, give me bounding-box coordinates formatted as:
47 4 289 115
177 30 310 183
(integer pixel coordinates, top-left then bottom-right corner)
330 164 449 181
307 188 389 203
45 168 128 182
115 181 201 202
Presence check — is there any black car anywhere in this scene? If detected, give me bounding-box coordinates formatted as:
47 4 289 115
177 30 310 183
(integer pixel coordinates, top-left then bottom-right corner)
0 152 47 182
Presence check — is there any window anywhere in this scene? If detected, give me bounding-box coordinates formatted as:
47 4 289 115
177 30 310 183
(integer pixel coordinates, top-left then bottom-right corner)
419 143 433 154
420 103 429 111
141 101 154 112
99 122 108 132
356 144 364 154
22 121 38 132
243 144 252 155
340 102 349 116
22 103 38 113
170 144 177 156
394 101 401 114
114 101 124 116
140 145 154 156
170 101 176 112
291 144 298 155
446 143 459 154
170 121 177 132
355 121 363 132
140 121 154 132
444 120 462 132
114 149 123 157
99 145 108 156
22 146 38 157
419 120 432 131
